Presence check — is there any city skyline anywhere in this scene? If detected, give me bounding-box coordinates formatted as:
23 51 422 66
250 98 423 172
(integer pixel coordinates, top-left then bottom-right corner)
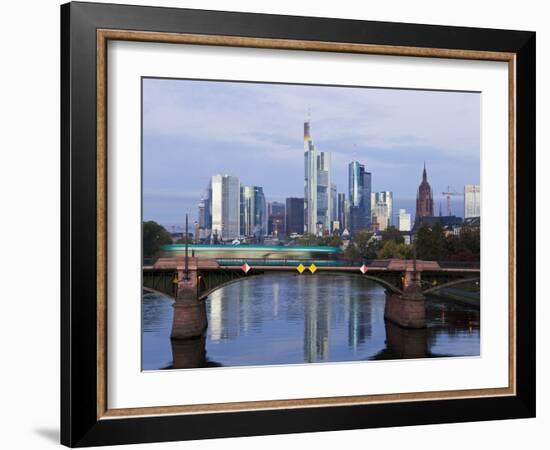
143 78 480 228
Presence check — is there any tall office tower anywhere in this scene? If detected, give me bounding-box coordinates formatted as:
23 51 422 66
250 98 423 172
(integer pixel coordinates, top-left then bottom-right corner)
303 120 333 235
398 208 412 232
197 198 206 228
240 186 266 240
267 201 286 236
197 185 212 242
285 197 305 235
348 161 364 235
211 174 240 240
416 163 434 219
363 171 372 228
316 150 331 233
371 191 393 231
196 197 206 242
348 161 371 235
337 193 347 230
464 184 481 218
344 199 350 231
330 184 338 223
303 121 318 234
203 184 212 230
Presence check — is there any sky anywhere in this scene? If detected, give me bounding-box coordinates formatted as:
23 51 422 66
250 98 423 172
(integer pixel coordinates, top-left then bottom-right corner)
142 78 480 230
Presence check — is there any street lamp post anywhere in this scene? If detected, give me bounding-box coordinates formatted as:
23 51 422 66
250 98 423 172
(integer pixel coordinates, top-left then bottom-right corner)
184 213 189 281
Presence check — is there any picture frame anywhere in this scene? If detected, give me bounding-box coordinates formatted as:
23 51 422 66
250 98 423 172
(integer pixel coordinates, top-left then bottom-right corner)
60 1 536 447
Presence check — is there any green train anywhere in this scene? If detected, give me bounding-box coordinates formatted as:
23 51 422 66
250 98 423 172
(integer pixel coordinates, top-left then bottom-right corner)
161 244 343 266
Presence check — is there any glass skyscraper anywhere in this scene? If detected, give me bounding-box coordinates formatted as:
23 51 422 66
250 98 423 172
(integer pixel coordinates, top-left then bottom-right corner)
303 121 317 234
286 197 304 235
303 120 334 236
337 193 346 231
211 174 240 240
316 151 331 233
240 185 266 240
348 161 372 235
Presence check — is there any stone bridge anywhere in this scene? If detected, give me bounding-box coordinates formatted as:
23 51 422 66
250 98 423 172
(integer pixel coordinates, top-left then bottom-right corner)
143 257 480 339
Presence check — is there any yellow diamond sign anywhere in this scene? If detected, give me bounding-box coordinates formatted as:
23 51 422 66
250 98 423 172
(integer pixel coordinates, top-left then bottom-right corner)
309 264 317 274
297 263 306 274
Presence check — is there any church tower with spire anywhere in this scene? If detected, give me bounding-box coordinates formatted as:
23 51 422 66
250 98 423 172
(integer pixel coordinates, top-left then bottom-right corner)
416 162 434 219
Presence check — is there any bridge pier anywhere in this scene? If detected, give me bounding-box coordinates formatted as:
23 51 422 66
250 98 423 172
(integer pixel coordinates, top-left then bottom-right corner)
384 270 426 329
171 336 206 369
384 320 428 358
171 269 207 340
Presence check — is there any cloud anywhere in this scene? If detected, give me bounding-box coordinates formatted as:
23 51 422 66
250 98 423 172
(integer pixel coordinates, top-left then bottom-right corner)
143 79 480 160
142 78 480 224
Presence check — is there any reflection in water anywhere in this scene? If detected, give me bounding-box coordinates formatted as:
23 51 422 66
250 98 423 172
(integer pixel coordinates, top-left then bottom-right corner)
375 321 429 360
142 274 480 370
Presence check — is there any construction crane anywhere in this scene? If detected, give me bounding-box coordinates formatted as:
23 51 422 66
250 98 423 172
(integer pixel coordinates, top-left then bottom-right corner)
441 186 463 216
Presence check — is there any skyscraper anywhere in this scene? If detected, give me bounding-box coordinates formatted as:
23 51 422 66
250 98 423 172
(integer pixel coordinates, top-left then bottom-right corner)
204 184 212 230
286 197 304 235
196 185 213 242
267 201 286 236
316 151 331 232
398 209 412 232
303 120 333 235
303 121 317 234
464 184 480 218
198 198 206 229
416 163 434 219
363 171 372 228
348 161 372 235
240 185 266 240
330 183 338 224
371 191 393 231
337 193 347 231
211 174 240 240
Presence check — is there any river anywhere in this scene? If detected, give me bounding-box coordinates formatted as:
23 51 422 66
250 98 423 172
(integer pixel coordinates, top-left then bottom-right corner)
142 273 480 370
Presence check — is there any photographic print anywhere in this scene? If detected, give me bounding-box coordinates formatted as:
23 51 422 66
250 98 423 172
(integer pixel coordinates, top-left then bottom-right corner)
141 78 481 371
62 6 535 444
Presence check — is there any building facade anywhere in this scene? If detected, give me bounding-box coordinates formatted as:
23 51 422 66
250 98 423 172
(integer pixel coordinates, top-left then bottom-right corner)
464 184 481 218
398 208 412 232
316 151 332 233
330 183 338 226
211 174 240 240
348 161 372 235
303 120 333 236
371 191 393 231
337 193 347 231
286 197 305 235
303 121 318 234
416 163 434 219
267 201 286 236
240 185 266 240
196 184 213 242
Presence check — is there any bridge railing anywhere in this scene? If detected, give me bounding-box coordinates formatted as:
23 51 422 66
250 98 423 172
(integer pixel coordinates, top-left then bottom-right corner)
215 258 346 267
438 261 480 269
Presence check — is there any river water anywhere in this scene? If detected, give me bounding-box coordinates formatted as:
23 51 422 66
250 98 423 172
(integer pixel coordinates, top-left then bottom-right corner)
142 274 480 370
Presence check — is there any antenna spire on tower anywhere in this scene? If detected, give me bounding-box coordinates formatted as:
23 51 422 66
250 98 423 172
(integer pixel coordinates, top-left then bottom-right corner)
422 161 427 181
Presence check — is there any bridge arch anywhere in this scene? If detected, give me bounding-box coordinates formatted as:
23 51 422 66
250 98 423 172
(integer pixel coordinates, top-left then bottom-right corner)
198 270 404 301
421 277 480 295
